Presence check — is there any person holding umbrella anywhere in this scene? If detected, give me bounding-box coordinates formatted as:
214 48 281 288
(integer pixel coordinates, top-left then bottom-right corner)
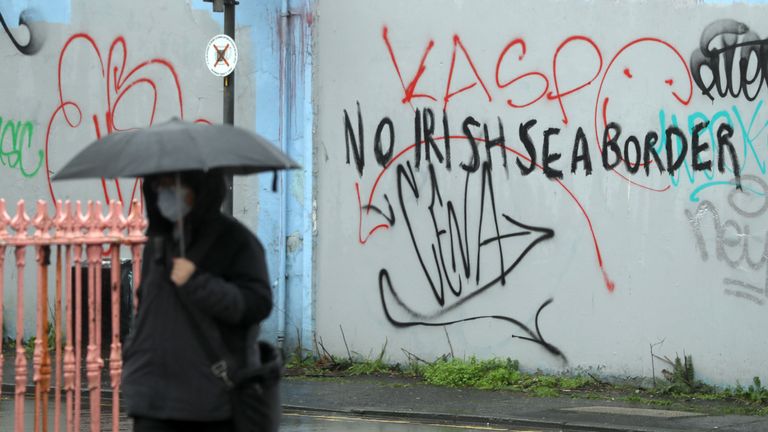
120 169 271 431
54 118 298 432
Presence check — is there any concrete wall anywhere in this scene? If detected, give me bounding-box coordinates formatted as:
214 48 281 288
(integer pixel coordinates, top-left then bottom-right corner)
0 0 222 336
0 0 315 348
6 0 768 388
313 0 768 386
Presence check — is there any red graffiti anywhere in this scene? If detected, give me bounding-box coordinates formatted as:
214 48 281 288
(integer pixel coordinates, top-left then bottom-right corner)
593 37 693 192
382 26 437 106
382 28 691 135
548 36 603 125
443 35 493 111
495 39 549 109
45 33 209 204
383 28 604 120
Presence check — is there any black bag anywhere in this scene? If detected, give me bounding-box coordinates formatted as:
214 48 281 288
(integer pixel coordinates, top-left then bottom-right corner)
177 295 283 432
211 339 283 432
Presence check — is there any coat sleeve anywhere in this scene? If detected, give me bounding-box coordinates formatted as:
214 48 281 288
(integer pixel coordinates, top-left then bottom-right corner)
136 241 152 305
181 236 272 325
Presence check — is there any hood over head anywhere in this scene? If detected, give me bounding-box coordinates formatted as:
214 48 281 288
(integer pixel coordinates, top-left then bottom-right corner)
143 170 227 237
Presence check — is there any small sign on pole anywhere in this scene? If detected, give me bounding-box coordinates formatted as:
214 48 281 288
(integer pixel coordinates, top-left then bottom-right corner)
205 34 238 77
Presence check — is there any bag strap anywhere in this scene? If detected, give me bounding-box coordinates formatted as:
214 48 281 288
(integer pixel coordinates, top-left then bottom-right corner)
178 285 280 387
171 219 238 388
176 289 237 387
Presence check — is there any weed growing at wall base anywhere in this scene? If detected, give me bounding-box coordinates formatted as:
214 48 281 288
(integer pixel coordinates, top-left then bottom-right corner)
422 357 520 389
724 377 768 405
422 357 595 395
285 351 768 416
660 354 707 394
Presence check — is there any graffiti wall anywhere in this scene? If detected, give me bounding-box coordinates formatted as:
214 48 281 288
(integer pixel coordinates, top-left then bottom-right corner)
0 0 247 335
313 0 768 386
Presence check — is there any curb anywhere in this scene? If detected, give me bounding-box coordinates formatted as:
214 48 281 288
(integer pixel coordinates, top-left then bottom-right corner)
282 404 679 432
3 383 687 432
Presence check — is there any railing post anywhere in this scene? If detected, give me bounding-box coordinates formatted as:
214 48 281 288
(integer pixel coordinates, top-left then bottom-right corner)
73 200 88 432
53 244 63 432
83 201 104 432
72 241 83 432
14 245 27 432
62 241 75 432
0 242 5 405
11 200 30 432
0 199 10 412
33 244 53 432
109 244 121 431
33 200 53 432
53 200 70 432
58 200 76 432
104 200 126 432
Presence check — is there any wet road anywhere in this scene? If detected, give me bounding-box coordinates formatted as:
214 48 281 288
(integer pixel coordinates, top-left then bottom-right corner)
1 397 552 432
279 412 552 431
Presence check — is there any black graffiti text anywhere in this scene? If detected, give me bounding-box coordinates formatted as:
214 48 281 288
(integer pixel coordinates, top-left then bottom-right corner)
343 103 742 186
690 19 768 102
374 148 566 358
0 9 43 55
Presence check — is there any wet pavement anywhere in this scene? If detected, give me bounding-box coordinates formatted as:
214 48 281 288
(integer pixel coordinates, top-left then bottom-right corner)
0 395 130 431
281 411 553 431
281 376 768 432
3 366 768 432
1 397 552 432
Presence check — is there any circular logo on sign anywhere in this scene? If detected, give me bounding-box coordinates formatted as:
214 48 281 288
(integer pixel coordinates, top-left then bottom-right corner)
205 34 238 77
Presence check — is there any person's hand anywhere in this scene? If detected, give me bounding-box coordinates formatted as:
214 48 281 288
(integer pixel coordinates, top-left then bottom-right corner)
171 258 196 286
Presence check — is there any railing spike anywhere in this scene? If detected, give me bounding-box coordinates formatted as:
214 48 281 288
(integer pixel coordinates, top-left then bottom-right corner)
0 199 11 240
11 200 31 239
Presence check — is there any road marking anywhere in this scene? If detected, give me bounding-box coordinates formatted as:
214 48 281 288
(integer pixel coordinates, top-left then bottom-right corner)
283 412 540 431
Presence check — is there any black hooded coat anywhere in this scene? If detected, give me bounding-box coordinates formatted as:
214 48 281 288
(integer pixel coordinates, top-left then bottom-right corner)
122 171 272 421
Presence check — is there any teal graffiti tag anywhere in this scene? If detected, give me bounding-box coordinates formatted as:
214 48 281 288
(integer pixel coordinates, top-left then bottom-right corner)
733 100 768 174
661 102 768 201
0 117 43 178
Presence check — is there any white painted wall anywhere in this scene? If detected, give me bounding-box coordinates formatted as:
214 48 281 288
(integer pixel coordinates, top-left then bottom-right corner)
313 0 768 386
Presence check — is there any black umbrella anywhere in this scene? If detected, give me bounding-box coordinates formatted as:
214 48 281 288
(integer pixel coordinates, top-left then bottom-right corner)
53 118 299 179
53 118 300 256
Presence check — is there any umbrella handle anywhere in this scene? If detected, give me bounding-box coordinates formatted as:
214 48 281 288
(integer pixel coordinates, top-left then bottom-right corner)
176 172 186 258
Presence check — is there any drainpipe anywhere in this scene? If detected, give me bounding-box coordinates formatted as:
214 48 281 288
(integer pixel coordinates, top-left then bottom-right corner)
275 0 290 349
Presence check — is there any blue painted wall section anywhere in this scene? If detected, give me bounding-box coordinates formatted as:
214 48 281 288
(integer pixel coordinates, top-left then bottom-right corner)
275 0 314 355
0 0 70 24
233 0 314 353
701 0 768 3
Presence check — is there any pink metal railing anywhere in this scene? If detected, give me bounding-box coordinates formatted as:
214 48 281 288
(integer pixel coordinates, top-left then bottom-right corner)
0 199 146 432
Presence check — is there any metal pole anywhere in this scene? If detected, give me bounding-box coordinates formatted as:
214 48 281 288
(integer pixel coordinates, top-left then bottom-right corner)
222 0 236 215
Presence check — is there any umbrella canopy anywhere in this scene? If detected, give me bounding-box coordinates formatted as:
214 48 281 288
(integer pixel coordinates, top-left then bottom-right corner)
53 118 300 180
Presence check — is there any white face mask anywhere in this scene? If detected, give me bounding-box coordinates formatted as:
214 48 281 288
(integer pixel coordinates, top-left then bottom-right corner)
156 186 193 222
